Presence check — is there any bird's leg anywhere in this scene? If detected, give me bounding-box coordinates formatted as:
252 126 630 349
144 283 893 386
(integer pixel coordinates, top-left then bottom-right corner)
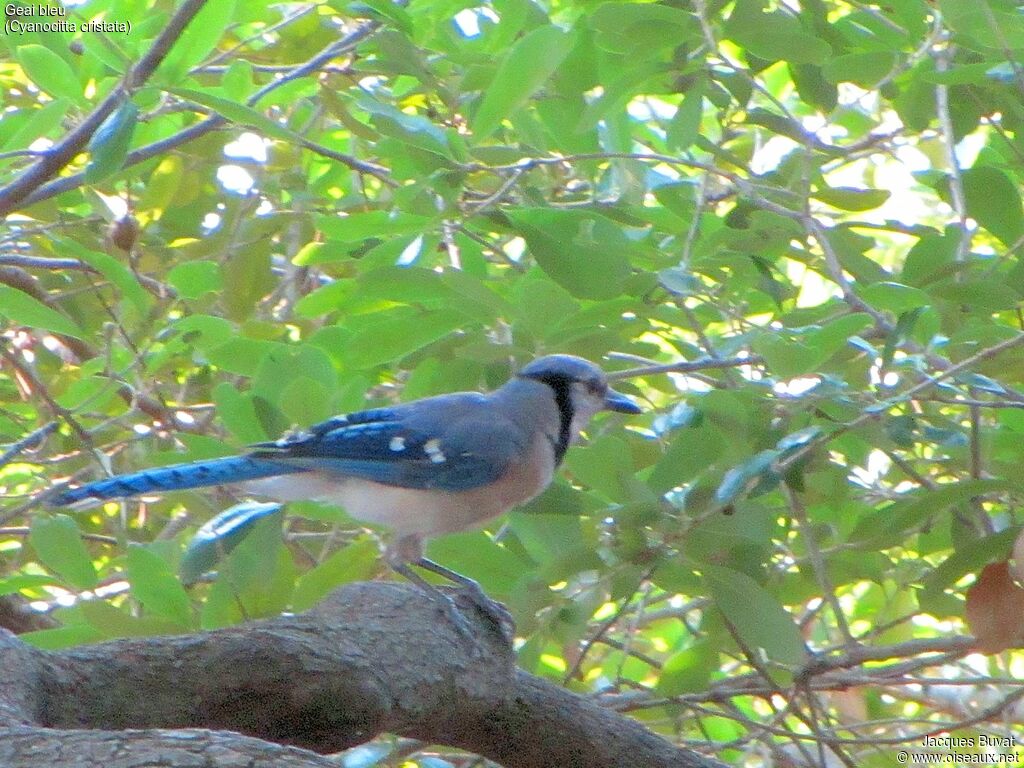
415 557 515 643
385 535 513 645
385 535 481 641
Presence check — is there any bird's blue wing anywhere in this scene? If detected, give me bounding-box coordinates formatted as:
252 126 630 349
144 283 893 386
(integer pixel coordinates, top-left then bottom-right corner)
249 397 517 492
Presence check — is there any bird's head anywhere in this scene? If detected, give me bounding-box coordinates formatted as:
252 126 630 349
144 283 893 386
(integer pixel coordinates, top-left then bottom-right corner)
516 354 641 441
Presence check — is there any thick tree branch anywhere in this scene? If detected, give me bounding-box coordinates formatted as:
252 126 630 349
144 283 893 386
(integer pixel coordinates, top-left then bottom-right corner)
0 728 345 768
0 582 721 768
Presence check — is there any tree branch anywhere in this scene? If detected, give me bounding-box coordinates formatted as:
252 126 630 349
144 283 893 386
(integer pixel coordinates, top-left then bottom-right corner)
0 582 722 768
18 19 386 210
0 728 345 768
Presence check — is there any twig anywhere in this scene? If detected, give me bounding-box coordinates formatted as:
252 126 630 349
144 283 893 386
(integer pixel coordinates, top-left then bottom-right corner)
782 483 855 646
921 396 1024 409
0 0 212 216
608 355 763 380
0 526 118 545
776 332 1024 474
0 422 58 469
933 39 972 261
20 19 387 208
0 266 188 430
0 254 174 298
564 584 648 684
0 346 94 447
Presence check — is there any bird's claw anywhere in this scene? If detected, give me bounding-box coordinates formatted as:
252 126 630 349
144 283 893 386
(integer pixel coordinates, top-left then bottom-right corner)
437 593 478 643
457 582 516 645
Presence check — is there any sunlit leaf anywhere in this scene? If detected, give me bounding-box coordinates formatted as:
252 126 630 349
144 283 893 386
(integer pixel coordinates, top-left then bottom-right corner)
472 25 572 138
29 515 98 591
0 286 84 338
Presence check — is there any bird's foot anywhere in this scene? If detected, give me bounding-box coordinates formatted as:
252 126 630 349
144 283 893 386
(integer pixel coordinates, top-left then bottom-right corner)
455 581 516 645
432 591 478 643
391 561 492 647
391 557 515 647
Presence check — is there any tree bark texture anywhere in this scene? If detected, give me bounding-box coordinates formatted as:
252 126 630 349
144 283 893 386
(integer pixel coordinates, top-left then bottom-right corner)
0 582 723 768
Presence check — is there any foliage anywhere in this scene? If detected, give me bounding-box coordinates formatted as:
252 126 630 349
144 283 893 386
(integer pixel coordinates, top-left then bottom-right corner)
3 0 1024 764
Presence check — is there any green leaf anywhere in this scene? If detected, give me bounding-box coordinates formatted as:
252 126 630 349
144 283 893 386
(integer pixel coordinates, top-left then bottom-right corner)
648 423 726 493
932 279 1020 312
813 186 890 211
0 285 84 338
0 573 60 596
472 25 573 138
346 0 414 34
213 382 267 444
725 0 831 65
426 532 530 598
17 45 82 103
962 166 1024 245
918 528 1019 615
167 261 222 299
291 538 379 612
806 313 874 361
704 565 808 682
127 545 193 628
314 211 434 243
657 640 716 696
29 515 98 590
750 335 818 378
667 87 704 152
85 100 139 183
507 209 631 300
821 52 897 86
902 232 958 286
358 96 452 157
81 599 184 639
0 98 70 151
252 345 337 410
169 88 300 142
200 512 292 628
55 237 151 315
343 309 468 368
955 372 1006 394
790 63 838 112
156 0 237 81
222 59 255 101
207 338 288 377
776 426 823 454
589 3 698 56
850 480 1013 545
280 377 332 426
20 625 105 650
858 282 931 313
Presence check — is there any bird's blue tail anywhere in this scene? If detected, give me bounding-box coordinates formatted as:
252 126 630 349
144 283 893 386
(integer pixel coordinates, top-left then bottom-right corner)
53 456 302 506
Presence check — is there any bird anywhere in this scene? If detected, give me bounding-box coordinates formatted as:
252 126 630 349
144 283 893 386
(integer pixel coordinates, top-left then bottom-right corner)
53 354 641 637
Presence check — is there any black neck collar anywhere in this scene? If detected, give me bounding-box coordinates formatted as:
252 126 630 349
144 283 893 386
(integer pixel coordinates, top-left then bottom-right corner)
525 376 574 465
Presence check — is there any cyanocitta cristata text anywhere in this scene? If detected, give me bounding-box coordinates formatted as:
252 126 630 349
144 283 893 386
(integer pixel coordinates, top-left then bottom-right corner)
54 355 640 635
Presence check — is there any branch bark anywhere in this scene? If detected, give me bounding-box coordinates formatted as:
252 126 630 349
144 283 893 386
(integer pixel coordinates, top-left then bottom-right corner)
0 582 721 768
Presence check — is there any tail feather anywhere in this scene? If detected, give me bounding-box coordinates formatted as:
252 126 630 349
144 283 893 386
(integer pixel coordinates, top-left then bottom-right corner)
53 456 302 506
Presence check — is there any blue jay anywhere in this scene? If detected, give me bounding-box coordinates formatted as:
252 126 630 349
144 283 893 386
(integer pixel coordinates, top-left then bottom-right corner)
54 355 640 635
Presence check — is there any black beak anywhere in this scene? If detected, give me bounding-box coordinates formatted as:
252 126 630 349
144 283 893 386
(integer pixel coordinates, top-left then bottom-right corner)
604 388 642 414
